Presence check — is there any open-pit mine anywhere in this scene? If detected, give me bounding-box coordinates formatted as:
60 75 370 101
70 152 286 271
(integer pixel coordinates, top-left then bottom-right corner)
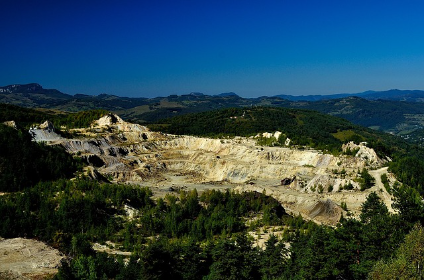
30 114 395 226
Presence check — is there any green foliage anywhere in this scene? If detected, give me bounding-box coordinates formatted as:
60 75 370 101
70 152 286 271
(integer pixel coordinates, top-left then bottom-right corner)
332 129 360 142
360 192 389 223
256 136 279 146
381 173 391 193
286 225 343 279
0 103 108 129
304 97 424 133
54 109 109 129
389 156 424 196
3 182 414 280
392 184 424 226
0 104 57 127
205 234 260 280
259 234 288 278
359 168 375 191
369 224 424 280
340 201 348 211
140 189 287 240
0 179 154 248
285 192 406 279
343 182 354 190
0 124 80 191
0 180 289 251
343 147 360 156
148 107 357 153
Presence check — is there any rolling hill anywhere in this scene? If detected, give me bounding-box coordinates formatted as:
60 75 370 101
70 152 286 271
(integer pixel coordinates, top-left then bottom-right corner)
2 83 424 139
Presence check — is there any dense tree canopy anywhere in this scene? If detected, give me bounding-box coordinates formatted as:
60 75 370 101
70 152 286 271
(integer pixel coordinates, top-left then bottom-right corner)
0 103 108 129
2 104 424 279
0 124 80 191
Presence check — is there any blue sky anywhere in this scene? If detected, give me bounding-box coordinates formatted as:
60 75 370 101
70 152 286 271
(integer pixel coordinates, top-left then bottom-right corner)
1 0 424 98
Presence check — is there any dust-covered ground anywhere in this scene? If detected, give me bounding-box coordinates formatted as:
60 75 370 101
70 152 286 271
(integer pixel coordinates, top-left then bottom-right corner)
1 114 397 278
46 114 394 226
0 238 64 280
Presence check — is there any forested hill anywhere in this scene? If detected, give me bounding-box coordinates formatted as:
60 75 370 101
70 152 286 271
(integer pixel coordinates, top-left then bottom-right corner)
0 104 109 191
148 107 408 156
0 103 108 129
3 83 424 138
1 104 424 278
0 124 80 191
150 106 424 196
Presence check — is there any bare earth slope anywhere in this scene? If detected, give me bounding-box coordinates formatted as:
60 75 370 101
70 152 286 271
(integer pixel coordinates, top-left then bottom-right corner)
29 113 394 226
1 114 397 278
0 238 64 280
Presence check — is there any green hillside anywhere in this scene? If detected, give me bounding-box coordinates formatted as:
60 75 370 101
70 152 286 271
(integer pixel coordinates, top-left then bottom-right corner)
0 103 108 129
0 124 81 191
1 104 424 279
3 84 424 139
150 106 424 196
300 97 424 132
149 107 403 155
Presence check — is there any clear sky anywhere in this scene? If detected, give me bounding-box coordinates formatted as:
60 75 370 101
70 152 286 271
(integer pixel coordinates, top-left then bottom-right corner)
2 0 424 98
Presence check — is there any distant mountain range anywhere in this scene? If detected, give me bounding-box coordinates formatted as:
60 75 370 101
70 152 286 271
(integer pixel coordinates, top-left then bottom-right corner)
274 89 424 102
2 83 424 140
3 83 424 103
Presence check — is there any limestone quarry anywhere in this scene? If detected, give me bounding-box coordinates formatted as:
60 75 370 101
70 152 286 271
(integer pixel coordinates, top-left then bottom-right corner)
1 113 398 278
30 113 395 225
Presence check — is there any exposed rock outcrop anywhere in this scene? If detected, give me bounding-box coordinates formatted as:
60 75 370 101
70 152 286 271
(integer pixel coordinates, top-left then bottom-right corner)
307 199 342 224
29 121 63 142
92 113 151 135
2 120 17 129
342 141 383 165
256 131 283 141
34 114 393 225
39 120 55 131
0 238 64 279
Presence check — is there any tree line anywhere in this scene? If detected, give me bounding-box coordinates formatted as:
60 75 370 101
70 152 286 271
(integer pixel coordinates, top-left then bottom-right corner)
0 124 80 191
1 177 423 279
0 103 108 129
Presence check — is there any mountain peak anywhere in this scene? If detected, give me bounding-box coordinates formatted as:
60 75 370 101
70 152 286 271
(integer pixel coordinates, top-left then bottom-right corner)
217 92 239 97
0 83 43 93
189 92 204 96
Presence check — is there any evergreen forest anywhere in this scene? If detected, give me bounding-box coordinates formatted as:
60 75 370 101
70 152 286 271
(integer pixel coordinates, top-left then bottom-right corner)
1 105 424 279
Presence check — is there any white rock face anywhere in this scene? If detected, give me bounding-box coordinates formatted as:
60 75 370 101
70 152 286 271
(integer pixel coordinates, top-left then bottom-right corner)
92 113 149 133
2 120 17 129
285 138 291 146
342 141 382 165
124 204 138 220
93 113 125 127
39 120 55 131
274 131 282 140
29 121 63 142
259 131 282 140
41 114 393 225
261 132 273 138
156 136 340 183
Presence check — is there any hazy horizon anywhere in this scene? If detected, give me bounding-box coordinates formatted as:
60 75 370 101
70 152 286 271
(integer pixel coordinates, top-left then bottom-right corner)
2 82 416 99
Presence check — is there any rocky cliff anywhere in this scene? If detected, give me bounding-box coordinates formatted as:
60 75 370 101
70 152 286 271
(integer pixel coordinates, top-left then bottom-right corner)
29 114 394 226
